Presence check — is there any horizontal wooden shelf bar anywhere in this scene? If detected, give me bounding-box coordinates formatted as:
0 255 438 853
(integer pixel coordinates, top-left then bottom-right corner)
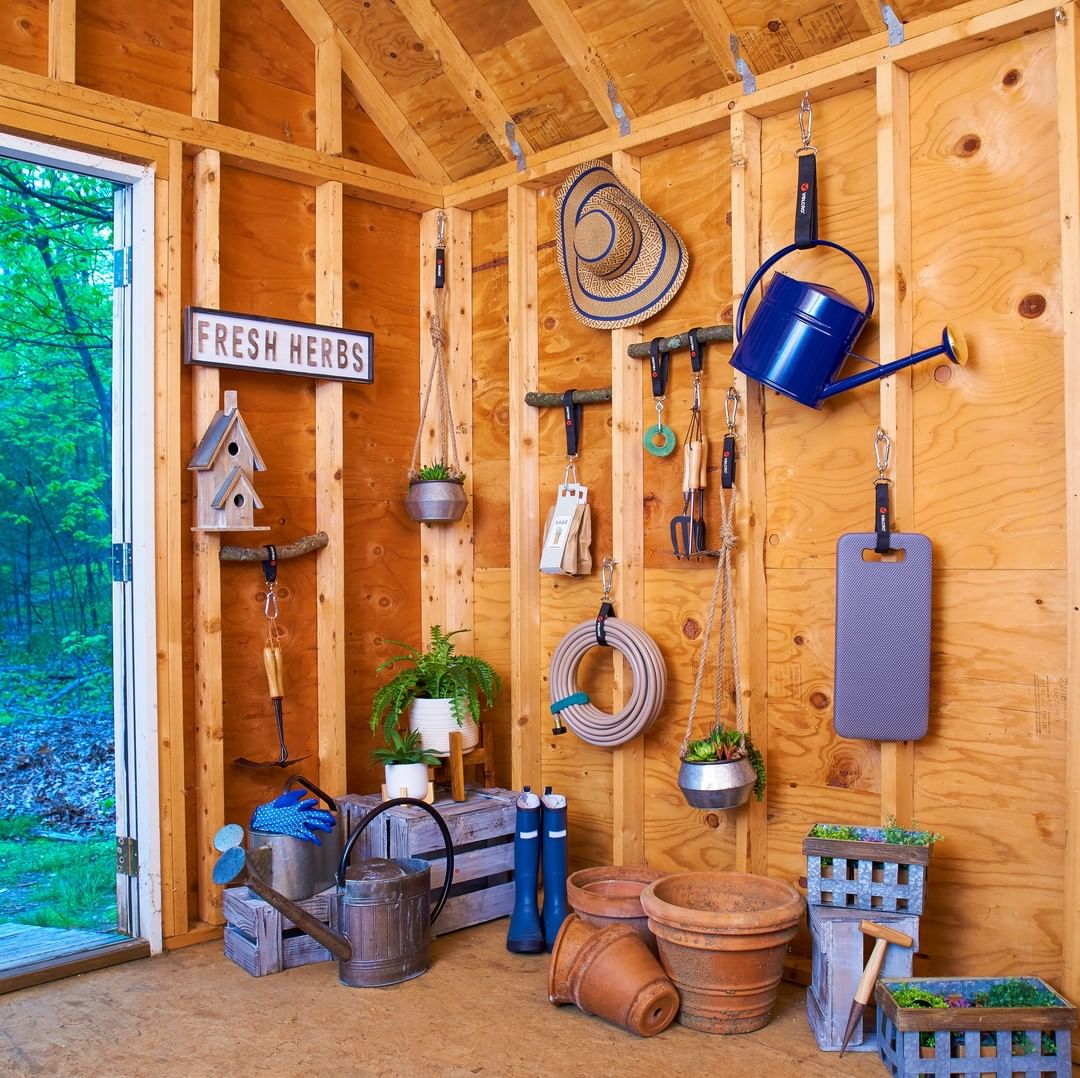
625 325 733 358
524 388 611 407
219 532 329 561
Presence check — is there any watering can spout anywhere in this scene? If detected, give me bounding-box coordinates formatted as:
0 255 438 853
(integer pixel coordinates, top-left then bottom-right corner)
818 325 968 401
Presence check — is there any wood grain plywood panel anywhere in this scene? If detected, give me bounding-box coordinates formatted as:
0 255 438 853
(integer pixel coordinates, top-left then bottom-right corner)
474 567 512 786
0 0 47 75
76 0 193 114
341 82 411 174
340 194 420 502
343 494 421 797
572 0 718 116
436 0 541 55
909 31 1063 570
758 89 880 570
472 203 511 570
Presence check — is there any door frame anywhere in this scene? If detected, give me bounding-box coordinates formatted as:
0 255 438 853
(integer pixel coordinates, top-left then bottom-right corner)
0 132 161 954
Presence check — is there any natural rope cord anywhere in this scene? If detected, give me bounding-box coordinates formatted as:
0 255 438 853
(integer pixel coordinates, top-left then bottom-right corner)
549 617 667 748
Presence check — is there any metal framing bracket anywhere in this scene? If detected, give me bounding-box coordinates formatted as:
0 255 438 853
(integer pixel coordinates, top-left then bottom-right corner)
728 34 756 94
607 81 631 137
881 4 905 45
505 121 527 172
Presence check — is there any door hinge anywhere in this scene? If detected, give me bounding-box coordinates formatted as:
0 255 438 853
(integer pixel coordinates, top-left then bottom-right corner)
116 836 139 877
112 542 132 582
113 247 132 287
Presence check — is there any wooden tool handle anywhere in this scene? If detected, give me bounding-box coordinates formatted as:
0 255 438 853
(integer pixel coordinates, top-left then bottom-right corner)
696 436 708 488
263 646 284 698
859 920 913 947
681 442 693 491
853 938 889 1005
687 441 701 491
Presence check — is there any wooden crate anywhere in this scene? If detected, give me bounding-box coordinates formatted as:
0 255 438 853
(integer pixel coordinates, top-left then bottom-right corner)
803 825 931 915
222 885 335 977
339 786 517 934
875 977 1075 1076
806 904 919 1053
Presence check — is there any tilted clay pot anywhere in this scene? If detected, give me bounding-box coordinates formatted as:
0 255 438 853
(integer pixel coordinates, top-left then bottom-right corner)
548 913 679 1038
566 866 667 956
640 871 804 1035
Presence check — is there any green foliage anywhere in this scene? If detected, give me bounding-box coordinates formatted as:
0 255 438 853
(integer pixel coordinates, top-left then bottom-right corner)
808 823 861 841
371 727 441 767
414 461 463 482
891 986 948 1009
370 625 501 737
882 815 943 847
682 725 765 801
975 979 1060 1009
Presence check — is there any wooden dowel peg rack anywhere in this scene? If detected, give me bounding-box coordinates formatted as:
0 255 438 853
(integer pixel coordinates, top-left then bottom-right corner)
219 532 330 561
625 324 733 358
524 387 612 407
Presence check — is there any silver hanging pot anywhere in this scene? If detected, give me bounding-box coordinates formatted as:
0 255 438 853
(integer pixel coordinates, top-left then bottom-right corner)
677 757 757 810
404 478 468 524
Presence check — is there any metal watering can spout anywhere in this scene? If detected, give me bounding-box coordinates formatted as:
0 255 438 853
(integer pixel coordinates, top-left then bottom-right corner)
731 240 967 408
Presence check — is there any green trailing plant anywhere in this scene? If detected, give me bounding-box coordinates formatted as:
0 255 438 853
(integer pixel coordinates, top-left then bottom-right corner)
682 725 766 801
808 823 861 842
808 819 943 847
882 815 944 848
975 979 1060 1009
892 986 948 1010
370 624 501 738
412 460 464 482
371 727 441 767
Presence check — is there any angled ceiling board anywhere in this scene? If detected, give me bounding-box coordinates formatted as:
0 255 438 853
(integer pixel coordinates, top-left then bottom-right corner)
341 79 414 174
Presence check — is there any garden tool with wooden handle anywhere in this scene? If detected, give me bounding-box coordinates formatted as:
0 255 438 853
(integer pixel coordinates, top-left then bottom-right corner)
670 440 694 558
839 920 915 1056
691 432 707 555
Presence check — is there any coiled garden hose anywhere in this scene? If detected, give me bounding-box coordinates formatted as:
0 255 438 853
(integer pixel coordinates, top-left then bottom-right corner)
548 617 667 747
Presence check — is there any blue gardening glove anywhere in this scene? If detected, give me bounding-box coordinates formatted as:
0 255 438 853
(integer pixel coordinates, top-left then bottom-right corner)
250 788 336 844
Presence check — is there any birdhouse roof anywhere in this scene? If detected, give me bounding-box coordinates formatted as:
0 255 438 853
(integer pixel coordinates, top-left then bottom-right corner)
209 465 265 511
187 407 266 472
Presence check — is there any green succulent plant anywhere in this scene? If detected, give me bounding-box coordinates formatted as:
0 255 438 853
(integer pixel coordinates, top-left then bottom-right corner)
682 725 765 801
371 727 441 767
370 624 501 738
412 460 464 482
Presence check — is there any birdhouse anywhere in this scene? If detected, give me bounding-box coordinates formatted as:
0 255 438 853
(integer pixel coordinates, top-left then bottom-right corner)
187 390 268 531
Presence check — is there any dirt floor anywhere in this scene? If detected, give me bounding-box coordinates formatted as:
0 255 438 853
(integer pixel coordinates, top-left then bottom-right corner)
0 918 893 1078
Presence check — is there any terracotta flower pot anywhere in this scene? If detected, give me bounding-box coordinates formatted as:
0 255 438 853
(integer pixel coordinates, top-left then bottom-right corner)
640 871 804 1035
566 866 667 955
547 913 679 1038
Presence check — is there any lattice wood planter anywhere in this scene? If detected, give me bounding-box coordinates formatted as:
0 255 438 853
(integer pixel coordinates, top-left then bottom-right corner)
803 824 931 915
339 786 517 934
875 977 1076 1077
222 885 336 977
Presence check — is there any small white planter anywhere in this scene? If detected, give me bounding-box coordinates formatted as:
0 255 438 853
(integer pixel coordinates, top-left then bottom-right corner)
383 762 431 800
408 697 479 756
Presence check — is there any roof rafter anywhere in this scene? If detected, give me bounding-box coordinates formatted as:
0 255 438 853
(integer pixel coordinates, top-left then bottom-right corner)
390 0 536 162
524 0 633 127
278 0 449 184
680 0 744 85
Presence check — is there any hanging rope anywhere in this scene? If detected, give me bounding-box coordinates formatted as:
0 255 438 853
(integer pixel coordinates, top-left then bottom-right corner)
409 212 462 481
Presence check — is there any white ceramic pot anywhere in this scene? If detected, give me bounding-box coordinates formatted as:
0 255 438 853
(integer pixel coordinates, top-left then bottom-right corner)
408 697 479 756
383 762 430 800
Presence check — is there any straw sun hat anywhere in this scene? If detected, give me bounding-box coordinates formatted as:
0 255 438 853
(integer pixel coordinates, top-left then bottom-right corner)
555 160 689 330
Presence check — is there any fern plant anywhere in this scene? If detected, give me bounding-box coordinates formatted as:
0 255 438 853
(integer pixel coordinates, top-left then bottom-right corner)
682 725 766 801
370 625 501 738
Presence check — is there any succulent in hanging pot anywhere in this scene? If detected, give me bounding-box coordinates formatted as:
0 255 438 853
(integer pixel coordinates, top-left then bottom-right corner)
677 725 765 810
404 461 468 525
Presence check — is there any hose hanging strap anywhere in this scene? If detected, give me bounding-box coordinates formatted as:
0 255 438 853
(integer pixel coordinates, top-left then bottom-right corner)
794 92 818 250
562 389 583 459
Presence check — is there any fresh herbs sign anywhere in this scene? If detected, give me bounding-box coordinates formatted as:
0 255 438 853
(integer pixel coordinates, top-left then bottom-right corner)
183 307 374 384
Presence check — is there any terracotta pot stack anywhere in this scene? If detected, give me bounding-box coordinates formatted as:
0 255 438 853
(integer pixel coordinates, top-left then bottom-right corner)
566 865 666 955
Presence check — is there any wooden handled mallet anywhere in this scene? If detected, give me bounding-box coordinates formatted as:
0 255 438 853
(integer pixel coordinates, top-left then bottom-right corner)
838 919 914 1056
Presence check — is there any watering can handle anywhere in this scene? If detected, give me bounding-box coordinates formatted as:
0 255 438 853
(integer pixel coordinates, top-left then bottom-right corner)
735 240 875 340
282 774 338 814
336 797 456 926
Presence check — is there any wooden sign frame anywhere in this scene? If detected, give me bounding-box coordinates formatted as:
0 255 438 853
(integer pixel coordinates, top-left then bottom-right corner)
183 306 374 383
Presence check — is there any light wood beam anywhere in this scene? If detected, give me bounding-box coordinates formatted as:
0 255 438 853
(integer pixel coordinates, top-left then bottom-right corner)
876 61 915 827
391 0 535 161
525 0 634 125
280 0 449 183
192 0 220 122
508 185 542 792
610 153 646 866
47 0 76 83
856 0 889 32
680 0 742 85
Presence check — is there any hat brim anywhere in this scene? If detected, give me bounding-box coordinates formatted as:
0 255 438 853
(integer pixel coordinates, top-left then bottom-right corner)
555 161 689 330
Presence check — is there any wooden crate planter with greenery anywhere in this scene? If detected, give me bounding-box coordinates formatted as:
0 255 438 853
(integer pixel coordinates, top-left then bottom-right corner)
875 977 1076 1077
803 821 940 915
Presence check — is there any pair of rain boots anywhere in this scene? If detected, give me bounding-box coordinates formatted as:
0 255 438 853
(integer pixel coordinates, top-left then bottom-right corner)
506 785 568 954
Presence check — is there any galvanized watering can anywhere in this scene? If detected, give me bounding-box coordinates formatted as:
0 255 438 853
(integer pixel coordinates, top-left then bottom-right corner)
730 240 967 408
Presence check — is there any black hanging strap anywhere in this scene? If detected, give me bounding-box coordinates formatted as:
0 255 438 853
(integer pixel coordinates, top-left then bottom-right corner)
794 152 818 249
874 482 892 554
595 600 615 646
562 390 583 458
435 247 445 289
687 327 704 374
721 435 736 490
262 544 278 584
648 337 670 399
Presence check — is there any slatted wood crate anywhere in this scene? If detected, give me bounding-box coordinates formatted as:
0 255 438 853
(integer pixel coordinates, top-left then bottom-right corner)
875 977 1076 1077
806 903 919 1053
339 786 517 934
222 885 335 977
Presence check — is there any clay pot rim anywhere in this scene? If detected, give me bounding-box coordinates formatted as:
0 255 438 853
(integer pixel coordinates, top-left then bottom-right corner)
640 871 804 933
567 866 666 917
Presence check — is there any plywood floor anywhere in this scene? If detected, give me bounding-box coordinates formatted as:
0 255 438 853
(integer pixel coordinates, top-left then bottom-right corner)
0 923 127 972
0 918 888 1077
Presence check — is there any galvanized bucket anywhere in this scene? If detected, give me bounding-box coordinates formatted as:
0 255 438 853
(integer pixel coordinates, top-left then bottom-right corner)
334 797 455 988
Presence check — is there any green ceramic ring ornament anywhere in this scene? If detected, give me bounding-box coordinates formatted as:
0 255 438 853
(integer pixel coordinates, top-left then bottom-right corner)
644 423 676 457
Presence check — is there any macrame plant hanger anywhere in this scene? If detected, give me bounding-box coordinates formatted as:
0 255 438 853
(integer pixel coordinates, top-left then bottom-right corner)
405 212 468 525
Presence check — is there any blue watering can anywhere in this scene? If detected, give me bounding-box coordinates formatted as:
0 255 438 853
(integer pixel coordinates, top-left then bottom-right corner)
731 240 967 408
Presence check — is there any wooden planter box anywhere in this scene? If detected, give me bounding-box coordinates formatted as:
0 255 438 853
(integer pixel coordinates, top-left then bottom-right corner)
803 823 931 914
339 786 517 934
222 885 336 977
875 977 1076 1077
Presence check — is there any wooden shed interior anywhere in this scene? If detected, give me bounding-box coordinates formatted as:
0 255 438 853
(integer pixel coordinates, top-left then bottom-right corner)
2 0 1079 1067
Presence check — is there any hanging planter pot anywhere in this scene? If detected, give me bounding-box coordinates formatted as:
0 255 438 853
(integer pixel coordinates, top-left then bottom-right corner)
404 475 467 525
677 755 757 810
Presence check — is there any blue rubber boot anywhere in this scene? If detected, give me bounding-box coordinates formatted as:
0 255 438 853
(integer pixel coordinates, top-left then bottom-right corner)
506 786 545 954
540 786 569 952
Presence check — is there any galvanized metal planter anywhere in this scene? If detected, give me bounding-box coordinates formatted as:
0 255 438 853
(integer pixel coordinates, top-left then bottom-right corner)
404 478 467 524
677 757 756 810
